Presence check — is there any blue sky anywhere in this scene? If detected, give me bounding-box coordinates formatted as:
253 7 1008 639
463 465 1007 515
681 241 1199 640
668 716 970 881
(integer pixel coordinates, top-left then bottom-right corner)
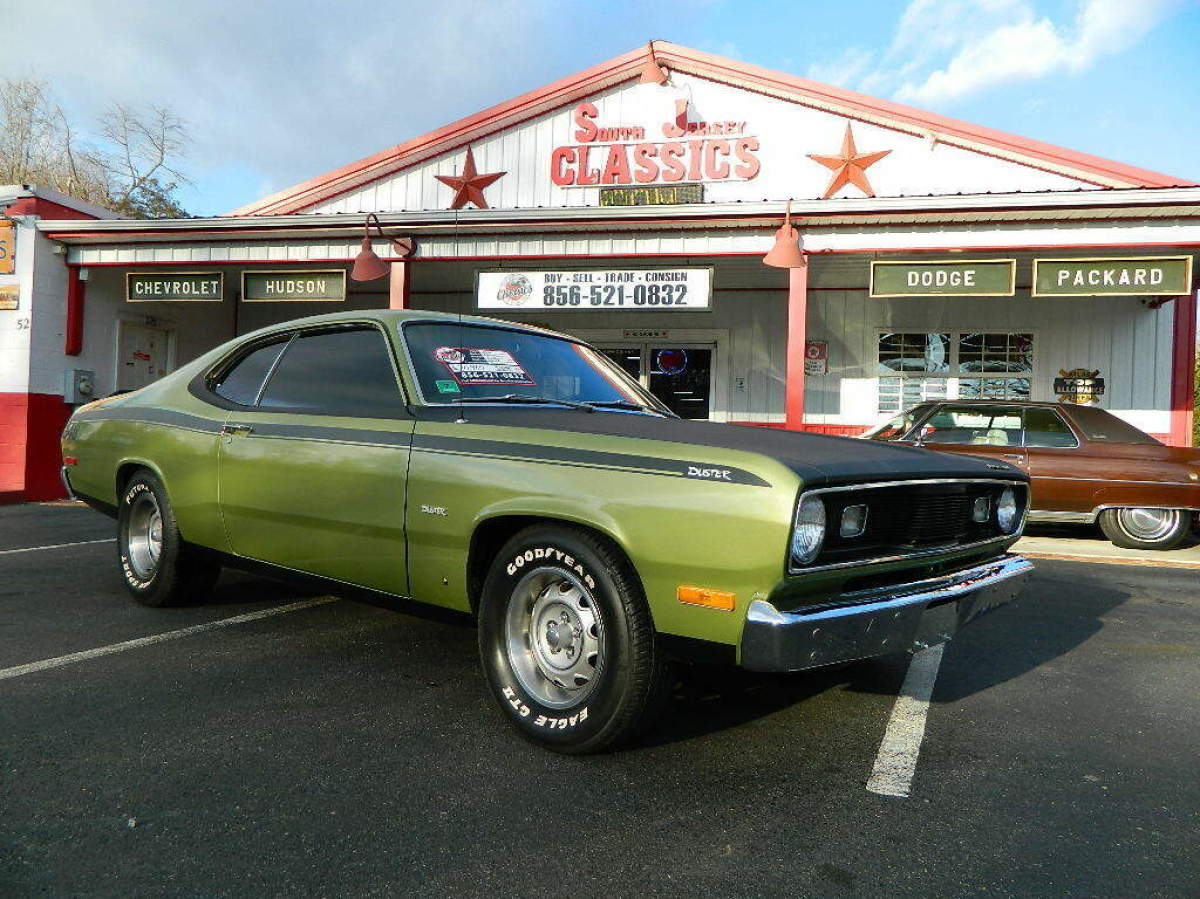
4 0 1198 216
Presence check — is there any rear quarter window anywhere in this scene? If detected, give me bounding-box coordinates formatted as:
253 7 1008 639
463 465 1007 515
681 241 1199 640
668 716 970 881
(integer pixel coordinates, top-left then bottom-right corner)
1064 406 1161 445
211 339 289 406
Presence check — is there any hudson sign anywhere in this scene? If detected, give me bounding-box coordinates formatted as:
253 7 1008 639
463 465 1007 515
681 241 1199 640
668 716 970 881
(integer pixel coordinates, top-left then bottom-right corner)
550 101 760 187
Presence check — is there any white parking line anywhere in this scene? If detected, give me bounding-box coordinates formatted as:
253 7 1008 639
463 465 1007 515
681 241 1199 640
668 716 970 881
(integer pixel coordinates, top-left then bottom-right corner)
0 597 338 681
866 643 945 798
0 538 115 556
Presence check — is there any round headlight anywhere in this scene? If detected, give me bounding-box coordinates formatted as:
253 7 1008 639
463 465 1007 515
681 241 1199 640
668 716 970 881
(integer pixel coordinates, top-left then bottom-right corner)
790 495 826 568
996 487 1019 534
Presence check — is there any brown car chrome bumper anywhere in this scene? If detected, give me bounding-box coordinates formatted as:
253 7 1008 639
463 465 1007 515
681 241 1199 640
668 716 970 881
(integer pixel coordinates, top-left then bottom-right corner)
740 554 1034 672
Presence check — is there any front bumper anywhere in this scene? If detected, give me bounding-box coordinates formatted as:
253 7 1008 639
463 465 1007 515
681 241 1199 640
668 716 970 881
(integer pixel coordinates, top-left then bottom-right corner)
740 554 1033 672
60 465 77 501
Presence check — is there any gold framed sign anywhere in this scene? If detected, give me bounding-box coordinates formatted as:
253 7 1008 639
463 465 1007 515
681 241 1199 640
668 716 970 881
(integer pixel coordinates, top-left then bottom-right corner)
870 260 1016 297
241 270 347 302
1032 256 1194 296
127 272 224 302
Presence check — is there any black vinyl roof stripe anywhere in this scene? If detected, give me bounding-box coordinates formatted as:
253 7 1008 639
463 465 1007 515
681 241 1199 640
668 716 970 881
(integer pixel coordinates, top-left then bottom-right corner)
75 406 769 486
75 406 223 433
412 433 771 486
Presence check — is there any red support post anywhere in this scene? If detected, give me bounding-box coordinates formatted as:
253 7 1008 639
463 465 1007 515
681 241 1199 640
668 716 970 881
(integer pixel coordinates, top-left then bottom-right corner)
1168 287 1197 447
65 266 86 356
784 265 809 430
388 260 410 310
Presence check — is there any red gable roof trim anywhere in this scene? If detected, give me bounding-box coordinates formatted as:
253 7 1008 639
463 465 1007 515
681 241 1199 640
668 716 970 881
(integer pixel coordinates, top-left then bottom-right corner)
230 42 1191 217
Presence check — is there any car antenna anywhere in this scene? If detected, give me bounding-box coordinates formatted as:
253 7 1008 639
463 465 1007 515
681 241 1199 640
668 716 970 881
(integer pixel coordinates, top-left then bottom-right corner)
454 209 468 424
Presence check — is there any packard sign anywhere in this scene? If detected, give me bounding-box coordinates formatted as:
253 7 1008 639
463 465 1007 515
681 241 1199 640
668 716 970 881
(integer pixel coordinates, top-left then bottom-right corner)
242 270 346 302
870 260 1016 297
1033 257 1193 296
127 272 223 302
477 268 712 311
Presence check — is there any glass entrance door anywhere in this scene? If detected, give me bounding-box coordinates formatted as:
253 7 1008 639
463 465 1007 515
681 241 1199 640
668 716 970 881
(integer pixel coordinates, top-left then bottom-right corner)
597 343 715 419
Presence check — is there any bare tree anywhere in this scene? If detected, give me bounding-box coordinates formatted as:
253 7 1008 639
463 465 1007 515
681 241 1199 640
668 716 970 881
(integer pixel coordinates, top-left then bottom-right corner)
0 76 190 218
95 103 191 216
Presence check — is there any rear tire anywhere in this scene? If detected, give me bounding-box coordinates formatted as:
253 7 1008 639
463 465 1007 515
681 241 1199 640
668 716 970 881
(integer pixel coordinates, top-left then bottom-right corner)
477 524 671 754
1098 507 1192 551
117 470 221 606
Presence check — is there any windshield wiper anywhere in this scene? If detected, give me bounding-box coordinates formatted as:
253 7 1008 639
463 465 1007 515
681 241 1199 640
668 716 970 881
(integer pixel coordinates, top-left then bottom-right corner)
454 394 596 412
584 400 677 418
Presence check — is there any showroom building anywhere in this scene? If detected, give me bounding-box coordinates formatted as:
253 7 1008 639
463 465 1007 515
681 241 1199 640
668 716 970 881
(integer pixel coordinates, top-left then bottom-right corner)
4 41 1198 502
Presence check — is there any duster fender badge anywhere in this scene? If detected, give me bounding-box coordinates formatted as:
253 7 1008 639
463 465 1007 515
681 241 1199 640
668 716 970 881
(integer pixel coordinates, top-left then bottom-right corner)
686 466 734 481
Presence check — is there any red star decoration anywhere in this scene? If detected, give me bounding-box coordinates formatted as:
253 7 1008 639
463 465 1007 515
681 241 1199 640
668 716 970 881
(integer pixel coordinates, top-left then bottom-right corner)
807 124 891 199
434 147 505 210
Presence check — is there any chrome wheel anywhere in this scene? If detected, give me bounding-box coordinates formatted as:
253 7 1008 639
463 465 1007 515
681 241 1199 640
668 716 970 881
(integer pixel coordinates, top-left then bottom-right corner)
1116 507 1180 542
504 567 605 709
124 490 163 580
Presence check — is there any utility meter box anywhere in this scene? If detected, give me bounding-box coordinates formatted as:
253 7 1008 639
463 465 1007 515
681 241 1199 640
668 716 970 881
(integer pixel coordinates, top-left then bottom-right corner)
65 369 96 405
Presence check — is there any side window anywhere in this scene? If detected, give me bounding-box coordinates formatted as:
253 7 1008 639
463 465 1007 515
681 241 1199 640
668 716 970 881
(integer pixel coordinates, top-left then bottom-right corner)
920 405 1023 446
212 338 290 406
258 327 406 418
1023 408 1078 448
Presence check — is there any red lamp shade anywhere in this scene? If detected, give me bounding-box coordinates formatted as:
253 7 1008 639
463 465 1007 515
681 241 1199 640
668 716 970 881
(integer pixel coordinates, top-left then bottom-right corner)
762 201 807 269
351 235 390 282
639 42 669 85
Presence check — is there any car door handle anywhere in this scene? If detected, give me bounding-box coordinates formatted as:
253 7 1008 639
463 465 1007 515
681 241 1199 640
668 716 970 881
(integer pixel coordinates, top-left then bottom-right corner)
1001 453 1023 460
221 424 254 435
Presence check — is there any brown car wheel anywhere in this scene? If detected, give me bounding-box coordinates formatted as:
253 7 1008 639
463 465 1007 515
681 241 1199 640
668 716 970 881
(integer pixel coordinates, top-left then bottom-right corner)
477 524 672 754
1098 507 1193 551
117 470 221 607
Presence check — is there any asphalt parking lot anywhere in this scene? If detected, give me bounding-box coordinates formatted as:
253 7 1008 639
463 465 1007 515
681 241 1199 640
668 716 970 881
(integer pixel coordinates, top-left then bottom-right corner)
2 503 1198 897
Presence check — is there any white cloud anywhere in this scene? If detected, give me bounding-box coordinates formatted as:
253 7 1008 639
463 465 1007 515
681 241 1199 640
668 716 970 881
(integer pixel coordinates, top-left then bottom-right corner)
805 48 874 88
0 0 702 213
895 0 1185 105
803 0 1185 109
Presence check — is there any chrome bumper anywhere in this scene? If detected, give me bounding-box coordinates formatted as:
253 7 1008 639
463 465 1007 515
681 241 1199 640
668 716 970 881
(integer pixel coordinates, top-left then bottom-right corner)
60 465 77 501
740 554 1034 672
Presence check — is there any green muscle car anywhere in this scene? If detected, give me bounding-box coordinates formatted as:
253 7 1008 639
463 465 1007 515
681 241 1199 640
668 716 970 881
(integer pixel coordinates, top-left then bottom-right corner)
61 310 1033 753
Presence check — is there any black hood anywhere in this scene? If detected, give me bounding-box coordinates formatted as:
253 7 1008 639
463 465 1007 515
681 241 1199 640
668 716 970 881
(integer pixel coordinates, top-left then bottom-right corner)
416 407 1027 486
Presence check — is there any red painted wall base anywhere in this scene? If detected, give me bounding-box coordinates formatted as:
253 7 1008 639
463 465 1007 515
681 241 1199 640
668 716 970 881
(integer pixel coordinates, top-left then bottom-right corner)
0 392 73 504
729 421 866 437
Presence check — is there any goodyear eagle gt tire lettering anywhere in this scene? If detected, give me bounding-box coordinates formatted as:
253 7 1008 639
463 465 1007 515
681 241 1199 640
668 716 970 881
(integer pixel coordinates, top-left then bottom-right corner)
478 524 672 753
117 470 221 607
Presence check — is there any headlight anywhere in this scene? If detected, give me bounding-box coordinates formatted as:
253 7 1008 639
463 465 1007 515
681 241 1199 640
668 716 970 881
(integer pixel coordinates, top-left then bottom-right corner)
996 487 1019 534
790 495 826 568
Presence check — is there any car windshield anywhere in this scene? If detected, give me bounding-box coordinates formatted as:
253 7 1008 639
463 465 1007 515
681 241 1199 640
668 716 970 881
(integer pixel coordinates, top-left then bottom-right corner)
862 407 928 441
403 321 666 411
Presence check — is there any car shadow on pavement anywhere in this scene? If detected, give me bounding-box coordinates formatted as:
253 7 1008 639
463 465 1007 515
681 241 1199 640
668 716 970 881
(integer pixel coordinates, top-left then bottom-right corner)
640 662 889 749
923 570 1131 703
642 569 1132 747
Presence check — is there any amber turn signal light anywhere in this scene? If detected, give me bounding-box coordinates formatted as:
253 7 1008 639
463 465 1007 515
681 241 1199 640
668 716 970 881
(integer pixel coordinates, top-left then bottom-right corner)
677 585 736 611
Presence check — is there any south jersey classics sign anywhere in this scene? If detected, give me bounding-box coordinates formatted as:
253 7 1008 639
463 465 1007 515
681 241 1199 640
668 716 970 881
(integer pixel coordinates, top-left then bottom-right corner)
477 269 712 311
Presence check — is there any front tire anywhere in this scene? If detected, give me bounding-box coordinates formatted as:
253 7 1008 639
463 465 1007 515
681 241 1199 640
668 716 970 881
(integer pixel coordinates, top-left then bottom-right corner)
478 524 671 754
117 470 220 606
1098 507 1192 551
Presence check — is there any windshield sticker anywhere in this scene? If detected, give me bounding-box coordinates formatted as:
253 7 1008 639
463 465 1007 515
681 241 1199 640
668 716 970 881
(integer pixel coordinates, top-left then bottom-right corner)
434 379 462 394
434 346 536 386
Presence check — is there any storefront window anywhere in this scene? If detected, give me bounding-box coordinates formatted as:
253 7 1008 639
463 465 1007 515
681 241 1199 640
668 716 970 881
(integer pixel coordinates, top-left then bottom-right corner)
876 331 1034 413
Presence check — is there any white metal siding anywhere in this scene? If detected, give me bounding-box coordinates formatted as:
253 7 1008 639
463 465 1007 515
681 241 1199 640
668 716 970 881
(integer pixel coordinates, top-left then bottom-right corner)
302 73 1093 216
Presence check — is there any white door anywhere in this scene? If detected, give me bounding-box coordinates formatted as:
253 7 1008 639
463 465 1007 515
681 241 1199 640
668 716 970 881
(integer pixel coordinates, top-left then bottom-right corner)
117 322 173 391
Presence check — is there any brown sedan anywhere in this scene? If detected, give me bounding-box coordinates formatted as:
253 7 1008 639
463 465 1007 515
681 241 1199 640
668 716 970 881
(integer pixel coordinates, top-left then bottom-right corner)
865 400 1200 550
